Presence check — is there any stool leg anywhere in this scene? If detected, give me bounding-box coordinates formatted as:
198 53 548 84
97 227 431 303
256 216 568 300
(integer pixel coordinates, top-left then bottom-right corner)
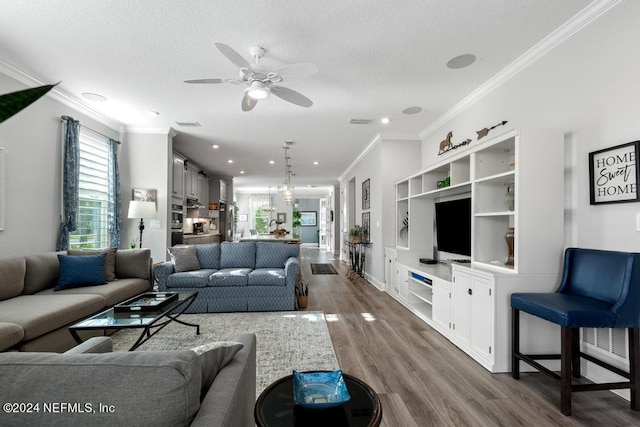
572 327 581 378
630 328 640 411
512 308 520 379
561 326 573 416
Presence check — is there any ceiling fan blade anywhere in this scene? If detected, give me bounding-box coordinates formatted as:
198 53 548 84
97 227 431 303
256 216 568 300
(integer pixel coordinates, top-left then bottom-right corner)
271 63 318 82
215 42 253 71
242 93 258 112
184 78 225 84
271 85 313 108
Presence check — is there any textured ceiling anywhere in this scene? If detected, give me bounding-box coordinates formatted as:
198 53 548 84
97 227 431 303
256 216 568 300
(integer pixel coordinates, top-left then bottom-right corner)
0 0 592 194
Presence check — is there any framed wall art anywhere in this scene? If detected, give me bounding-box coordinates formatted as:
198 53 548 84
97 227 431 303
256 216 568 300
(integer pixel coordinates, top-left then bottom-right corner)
589 141 639 205
277 212 286 223
132 188 157 205
362 178 370 210
362 211 370 241
300 211 317 226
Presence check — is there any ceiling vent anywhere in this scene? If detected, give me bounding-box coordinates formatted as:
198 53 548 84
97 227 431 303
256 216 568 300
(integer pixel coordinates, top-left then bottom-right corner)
175 121 201 127
284 140 295 146
349 118 372 125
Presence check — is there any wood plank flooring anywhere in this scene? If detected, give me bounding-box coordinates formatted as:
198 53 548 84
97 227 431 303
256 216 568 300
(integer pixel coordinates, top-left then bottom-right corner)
299 247 640 427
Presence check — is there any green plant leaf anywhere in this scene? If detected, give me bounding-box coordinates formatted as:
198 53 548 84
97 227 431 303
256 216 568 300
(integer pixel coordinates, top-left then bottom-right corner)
0 83 58 123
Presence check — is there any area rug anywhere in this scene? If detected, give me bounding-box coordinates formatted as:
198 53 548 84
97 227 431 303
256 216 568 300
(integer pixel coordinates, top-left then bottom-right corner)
110 311 339 396
311 263 338 274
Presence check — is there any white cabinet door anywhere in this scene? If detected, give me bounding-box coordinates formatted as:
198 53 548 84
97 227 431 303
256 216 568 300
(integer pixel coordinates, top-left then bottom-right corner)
432 279 451 333
470 275 493 361
199 175 209 206
219 180 227 202
172 156 185 199
452 267 495 365
384 248 397 294
185 163 199 199
452 270 471 347
396 264 409 303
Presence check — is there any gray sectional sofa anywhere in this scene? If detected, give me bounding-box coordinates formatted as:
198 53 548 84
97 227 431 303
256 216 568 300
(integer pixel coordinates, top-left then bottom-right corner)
0 248 152 352
0 333 257 427
154 241 300 313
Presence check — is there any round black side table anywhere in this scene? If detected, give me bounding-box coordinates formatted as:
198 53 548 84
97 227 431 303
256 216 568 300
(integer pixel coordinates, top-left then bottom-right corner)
254 372 382 427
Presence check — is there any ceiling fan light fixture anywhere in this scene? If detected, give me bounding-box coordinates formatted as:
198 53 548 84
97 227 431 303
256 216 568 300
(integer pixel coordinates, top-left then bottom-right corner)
245 81 271 100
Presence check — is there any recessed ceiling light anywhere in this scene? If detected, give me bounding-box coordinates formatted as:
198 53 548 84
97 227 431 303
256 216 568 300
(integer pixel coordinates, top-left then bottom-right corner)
227 159 234 164
381 117 390 124
402 106 423 115
81 92 107 102
313 161 319 165
269 160 275 164
446 53 476 69
240 170 245 174
212 144 219 149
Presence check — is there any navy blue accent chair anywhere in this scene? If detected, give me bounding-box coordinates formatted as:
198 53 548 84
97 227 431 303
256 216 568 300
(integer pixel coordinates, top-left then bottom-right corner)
511 247 640 416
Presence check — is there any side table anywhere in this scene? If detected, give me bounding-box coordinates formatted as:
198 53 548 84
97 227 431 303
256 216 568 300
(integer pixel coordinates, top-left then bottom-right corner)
254 371 382 427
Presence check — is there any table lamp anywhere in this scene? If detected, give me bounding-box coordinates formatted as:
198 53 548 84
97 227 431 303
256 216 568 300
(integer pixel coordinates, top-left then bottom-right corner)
127 200 156 248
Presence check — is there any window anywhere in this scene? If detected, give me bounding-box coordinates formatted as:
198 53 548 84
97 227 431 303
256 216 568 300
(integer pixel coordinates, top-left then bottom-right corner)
68 131 110 249
250 195 272 234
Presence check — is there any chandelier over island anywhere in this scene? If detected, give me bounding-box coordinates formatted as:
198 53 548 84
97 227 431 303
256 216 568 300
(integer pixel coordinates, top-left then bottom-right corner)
278 145 295 205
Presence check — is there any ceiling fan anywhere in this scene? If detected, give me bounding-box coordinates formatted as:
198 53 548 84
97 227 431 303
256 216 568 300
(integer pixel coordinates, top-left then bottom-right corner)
185 43 318 112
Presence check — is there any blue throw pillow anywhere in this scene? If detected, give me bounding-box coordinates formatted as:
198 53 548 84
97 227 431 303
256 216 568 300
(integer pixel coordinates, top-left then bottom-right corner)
55 252 107 291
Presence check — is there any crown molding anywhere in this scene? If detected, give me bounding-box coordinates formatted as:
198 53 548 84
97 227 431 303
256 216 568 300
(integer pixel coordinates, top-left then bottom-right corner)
125 126 177 136
0 59 124 132
419 0 624 139
338 133 421 182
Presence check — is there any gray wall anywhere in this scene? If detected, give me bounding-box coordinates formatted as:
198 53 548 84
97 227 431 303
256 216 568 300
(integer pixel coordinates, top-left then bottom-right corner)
298 199 319 244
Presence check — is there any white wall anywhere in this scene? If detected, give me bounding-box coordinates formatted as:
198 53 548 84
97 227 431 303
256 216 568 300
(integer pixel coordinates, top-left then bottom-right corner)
340 138 421 288
0 74 121 258
421 0 640 253
119 131 173 262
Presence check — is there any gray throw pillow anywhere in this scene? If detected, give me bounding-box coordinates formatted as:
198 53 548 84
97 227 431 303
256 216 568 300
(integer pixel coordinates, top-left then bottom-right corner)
190 341 244 398
168 246 200 272
68 248 117 281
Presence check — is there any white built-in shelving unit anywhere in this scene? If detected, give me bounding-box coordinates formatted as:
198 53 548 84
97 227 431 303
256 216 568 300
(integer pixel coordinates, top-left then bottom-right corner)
388 129 565 372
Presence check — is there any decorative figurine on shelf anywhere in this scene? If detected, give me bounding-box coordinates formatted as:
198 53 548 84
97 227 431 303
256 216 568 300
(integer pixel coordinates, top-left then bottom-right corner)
505 227 515 266
505 184 515 211
438 131 453 154
476 120 508 140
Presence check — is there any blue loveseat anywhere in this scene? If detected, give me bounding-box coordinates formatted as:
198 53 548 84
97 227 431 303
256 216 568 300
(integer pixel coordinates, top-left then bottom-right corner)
153 242 300 313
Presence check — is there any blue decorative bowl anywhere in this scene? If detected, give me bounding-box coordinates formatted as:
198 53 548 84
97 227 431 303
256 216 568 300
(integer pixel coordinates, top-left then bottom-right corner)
293 370 351 409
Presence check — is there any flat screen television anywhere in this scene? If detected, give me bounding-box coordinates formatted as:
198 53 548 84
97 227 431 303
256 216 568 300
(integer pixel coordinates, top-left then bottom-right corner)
434 197 471 257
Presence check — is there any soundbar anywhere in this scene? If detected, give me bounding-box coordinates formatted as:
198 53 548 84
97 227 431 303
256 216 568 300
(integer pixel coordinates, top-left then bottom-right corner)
419 258 437 265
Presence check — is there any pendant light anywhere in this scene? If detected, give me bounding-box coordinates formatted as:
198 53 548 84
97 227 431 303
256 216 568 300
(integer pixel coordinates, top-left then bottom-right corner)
279 146 295 205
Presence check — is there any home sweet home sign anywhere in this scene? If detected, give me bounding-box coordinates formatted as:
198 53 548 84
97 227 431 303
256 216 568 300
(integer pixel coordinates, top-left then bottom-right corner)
589 141 640 205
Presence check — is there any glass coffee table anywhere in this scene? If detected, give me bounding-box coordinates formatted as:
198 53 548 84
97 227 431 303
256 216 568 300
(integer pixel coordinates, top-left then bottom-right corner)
69 291 199 351
254 371 382 427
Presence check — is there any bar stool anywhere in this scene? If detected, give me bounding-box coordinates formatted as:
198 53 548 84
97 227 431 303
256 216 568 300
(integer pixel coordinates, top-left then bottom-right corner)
511 247 640 415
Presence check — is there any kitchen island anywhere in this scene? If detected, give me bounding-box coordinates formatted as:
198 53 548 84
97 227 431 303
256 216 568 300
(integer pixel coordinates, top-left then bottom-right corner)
183 233 222 244
239 235 300 244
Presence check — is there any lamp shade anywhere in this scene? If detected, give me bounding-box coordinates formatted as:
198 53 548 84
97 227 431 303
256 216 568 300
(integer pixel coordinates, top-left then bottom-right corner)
127 200 156 219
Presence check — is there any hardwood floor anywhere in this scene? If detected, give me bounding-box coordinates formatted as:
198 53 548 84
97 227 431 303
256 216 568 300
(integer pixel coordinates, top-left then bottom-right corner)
299 247 640 427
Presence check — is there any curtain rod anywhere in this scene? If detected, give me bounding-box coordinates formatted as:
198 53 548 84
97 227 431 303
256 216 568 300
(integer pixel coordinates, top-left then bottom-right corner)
60 115 121 144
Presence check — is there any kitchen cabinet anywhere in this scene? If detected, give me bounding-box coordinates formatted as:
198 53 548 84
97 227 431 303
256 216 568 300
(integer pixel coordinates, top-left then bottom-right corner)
172 154 185 199
185 162 199 199
219 180 227 202
199 175 209 207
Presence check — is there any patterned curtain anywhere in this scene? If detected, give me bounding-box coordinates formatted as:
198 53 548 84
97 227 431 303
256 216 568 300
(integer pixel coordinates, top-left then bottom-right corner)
107 138 123 248
56 117 80 251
